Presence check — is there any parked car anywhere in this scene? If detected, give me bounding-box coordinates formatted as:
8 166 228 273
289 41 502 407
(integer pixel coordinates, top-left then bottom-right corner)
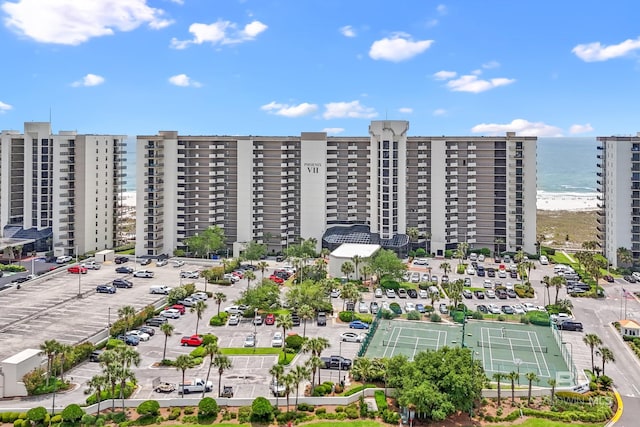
477 305 488 314
506 289 517 298
488 304 501 314
82 261 101 270
113 278 133 288
624 275 637 283
116 266 134 274
603 275 614 283
161 308 181 319
156 259 168 267
438 303 449 314
397 289 408 298
96 284 116 294
180 335 202 346
171 304 186 314
114 256 129 264
558 321 584 332
272 332 284 347
317 312 327 326
253 315 263 326
138 325 156 336
501 305 515 314
374 288 383 298
485 289 496 299
407 289 418 298
385 289 396 298
462 289 472 299
340 332 365 343
474 290 485 299
415 303 426 313
404 302 416 312
145 317 168 327
418 289 428 298
227 314 240 326
89 350 104 362
370 301 379 314
173 260 185 268
117 335 139 346
56 255 73 264
180 271 199 279
243 334 256 347
68 265 88 274
127 330 150 341
512 304 526 315
358 301 369 313
539 255 549 265
349 320 370 329
413 258 429 266
178 297 196 307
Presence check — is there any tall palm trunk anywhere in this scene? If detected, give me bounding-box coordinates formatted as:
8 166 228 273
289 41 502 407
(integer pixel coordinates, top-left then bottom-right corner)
203 359 213 398
218 370 223 398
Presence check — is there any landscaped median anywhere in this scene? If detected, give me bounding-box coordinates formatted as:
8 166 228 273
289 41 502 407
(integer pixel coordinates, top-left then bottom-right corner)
219 347 296 365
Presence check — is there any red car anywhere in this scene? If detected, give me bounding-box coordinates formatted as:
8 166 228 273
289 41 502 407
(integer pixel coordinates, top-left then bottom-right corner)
180 335 203 347
269 275 284 284
264 313 276 325
232 271 244 279
171 304 186 314
68 266 88 274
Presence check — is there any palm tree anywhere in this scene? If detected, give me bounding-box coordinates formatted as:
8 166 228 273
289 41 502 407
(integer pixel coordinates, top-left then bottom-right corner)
525 372 539 405
213 292 227 316
514 250 525 264
191 300 208 335
256 261 269 279
269 364 284 408
340 261 355 280
293 365 310 406
450 279 464 309
351 255 362 280
507 371 518 404
596 346 615 376
340 282 361 311
583 333 603 373
175 354 195 398
542 275 551 306
306 356 324 392
582 240 598 251
492 373 504 406
98 350 120 411
494 237 505 259
160 322 174 361
439 262 451 276
117 305 137 332
275 313 293 350
455 242 468 264
213 354 232 398
429 288 440 311
547 378 557 405
116 346 141 410
297 304 315 338
282 372 296 413
407 227 420 246
202 342 220 398
360 264 373 287
352 357 376 398
40 339 60 386
244 270 256 290
57 343 73 382
551 275 566 305
87 374 107 415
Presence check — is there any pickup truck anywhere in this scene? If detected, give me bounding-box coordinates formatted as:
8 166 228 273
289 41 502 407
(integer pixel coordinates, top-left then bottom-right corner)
81 261 101 270
178 378 213 395
320 355 352 370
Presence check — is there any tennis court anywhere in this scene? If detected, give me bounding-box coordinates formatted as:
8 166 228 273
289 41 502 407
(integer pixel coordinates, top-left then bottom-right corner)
364 318 574 387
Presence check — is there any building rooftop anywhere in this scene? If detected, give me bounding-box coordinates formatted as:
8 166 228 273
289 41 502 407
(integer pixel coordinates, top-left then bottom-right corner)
330 243 381 259
620 319 640 329
1 348 42 365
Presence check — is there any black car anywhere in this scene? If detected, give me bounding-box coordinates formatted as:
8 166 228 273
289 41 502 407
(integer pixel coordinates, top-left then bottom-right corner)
116 266 134 274
113 278 133 288
603 275 615 283
317 312 327 326
146 317 168 327
477 305 488 314
624 275 637 283
115 256 129 264
138 325 156 336
140 258 152 266
501 305 514 314
487 268 496 278
89 350 104 362
407 289 418 298
510 271 518 279
558 321 584 332
473 290 485 299
96 284 116 294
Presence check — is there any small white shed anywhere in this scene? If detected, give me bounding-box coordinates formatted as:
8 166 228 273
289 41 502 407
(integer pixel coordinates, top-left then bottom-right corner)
0 349 43 397
328 243 381 279
95 249 115 263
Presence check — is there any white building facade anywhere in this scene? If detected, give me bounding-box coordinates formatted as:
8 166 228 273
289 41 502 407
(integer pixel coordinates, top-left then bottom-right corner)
0 122 127 256
136 121 537 257
596 134 640 267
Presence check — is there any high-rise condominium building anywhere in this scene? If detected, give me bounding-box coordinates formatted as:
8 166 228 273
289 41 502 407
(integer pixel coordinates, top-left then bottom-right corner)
136 120 536 257
0 122 127 256
596 134 640 267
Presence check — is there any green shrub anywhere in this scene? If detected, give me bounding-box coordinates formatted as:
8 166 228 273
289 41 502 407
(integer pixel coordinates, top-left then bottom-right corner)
26 407 48 424
61 404 85 423
13 419 22 427
50 415 62 424
201 334 218 346
407 310 421 320
167 407 181 421
381 309 395 319
374 390 388 411
198 397 219 417
297 403 315 412
238 406 252 423
315 408 327 415
380 280 400 290
209 314 228 326
183 406 194 415
285 334 305 351
189 346 206 358
381 410 400 424
81 414 96 426
389 302 402 314
430 313 442 322
339 311 355 322
136 400 160 416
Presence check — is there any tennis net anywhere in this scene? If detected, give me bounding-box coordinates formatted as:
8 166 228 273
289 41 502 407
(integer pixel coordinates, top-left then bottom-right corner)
476 340 547 353
383 338 439 350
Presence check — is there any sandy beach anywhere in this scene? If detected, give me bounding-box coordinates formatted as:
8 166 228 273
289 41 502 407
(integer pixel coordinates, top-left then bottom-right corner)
537 191 598 212
121 191 137 208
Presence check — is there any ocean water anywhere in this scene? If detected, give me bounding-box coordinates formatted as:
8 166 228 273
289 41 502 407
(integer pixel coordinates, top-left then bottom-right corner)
537 137 598 194
123 136 599 194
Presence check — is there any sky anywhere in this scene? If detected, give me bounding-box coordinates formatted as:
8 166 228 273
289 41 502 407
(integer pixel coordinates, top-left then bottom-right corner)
1 0 640 138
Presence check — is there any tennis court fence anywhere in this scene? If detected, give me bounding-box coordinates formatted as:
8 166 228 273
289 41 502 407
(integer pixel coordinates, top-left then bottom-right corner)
476 340 548 353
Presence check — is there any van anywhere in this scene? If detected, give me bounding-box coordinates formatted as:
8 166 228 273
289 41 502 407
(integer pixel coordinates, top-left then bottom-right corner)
150 285 170 295
559 321 583 332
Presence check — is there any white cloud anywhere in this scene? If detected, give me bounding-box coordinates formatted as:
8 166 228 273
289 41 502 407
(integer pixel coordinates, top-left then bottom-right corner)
569 123 594 134
323 101 377 119
260 101 318 118
369 33 434 62
168 0 184 4
432 108 447 116
323 128 345 135
445 74 515 93
0 101 13 113
1 0 172 45
482 60 500 69
471 69 483 75
398 107 413 114
433 70 457 80
168 74 201 87
170 19 267 49
471 119 563 137
71 74 105 87
425 19 438 28
340 25 356 37
436 4 447 14
572 37 640 62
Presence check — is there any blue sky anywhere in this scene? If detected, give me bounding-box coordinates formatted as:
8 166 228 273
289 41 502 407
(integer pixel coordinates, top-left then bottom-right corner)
1 0 639 137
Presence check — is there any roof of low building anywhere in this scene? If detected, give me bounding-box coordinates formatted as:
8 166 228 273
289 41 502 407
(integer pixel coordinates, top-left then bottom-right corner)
620 319 640 329
330 243 381 259
1 348 42 365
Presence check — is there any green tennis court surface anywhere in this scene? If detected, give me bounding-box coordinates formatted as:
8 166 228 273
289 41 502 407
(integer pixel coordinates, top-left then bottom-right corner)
366 318 574 387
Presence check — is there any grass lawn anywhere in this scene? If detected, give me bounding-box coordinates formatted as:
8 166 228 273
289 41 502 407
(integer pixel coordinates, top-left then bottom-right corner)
549 252 575 266
220 347 282 355
494 420 604 427
169 422 603 427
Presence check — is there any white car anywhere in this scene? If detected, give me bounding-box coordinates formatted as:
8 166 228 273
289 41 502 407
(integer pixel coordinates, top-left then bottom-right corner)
56 255 73 264
271 332 283 347
512 304 526 315
156 259 168 267
505 282 514 290
483 280 492 288
340 332 365 343
358 301 369 313
374 288 383 298
192 292 208 300
405 302 416 312
478 254 485 262
539 255 549 265
126 330 150 341
413 258 429 266
244 334 256 347
180 271 199 279
133 270 154 278
381 301 390 311
420 273 430 282
227 314 240 325
498 270 507 278
402 272 411 282
224 305 241 314
485 289 496 299
161 308 181 319
488 304 501 314
386 289 396 298
418 289 428 299
466 266 475 275
179 297 197 307
224 273 240 282
330 289 340 298
522 302 536 312
410 272 420 283
173 260 185 268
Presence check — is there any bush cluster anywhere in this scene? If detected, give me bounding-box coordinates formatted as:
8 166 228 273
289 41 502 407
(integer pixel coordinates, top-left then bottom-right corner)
209 312 229 326
136 400 160 416
407 310 421 320
198 397 219 417
285 334 305 351
311 381 335 396
430 313 442 322
167 407 181 420
374 390 388 412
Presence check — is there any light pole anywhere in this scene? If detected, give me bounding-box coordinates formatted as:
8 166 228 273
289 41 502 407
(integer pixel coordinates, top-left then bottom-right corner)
108 307 112 327
514 358 522 385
